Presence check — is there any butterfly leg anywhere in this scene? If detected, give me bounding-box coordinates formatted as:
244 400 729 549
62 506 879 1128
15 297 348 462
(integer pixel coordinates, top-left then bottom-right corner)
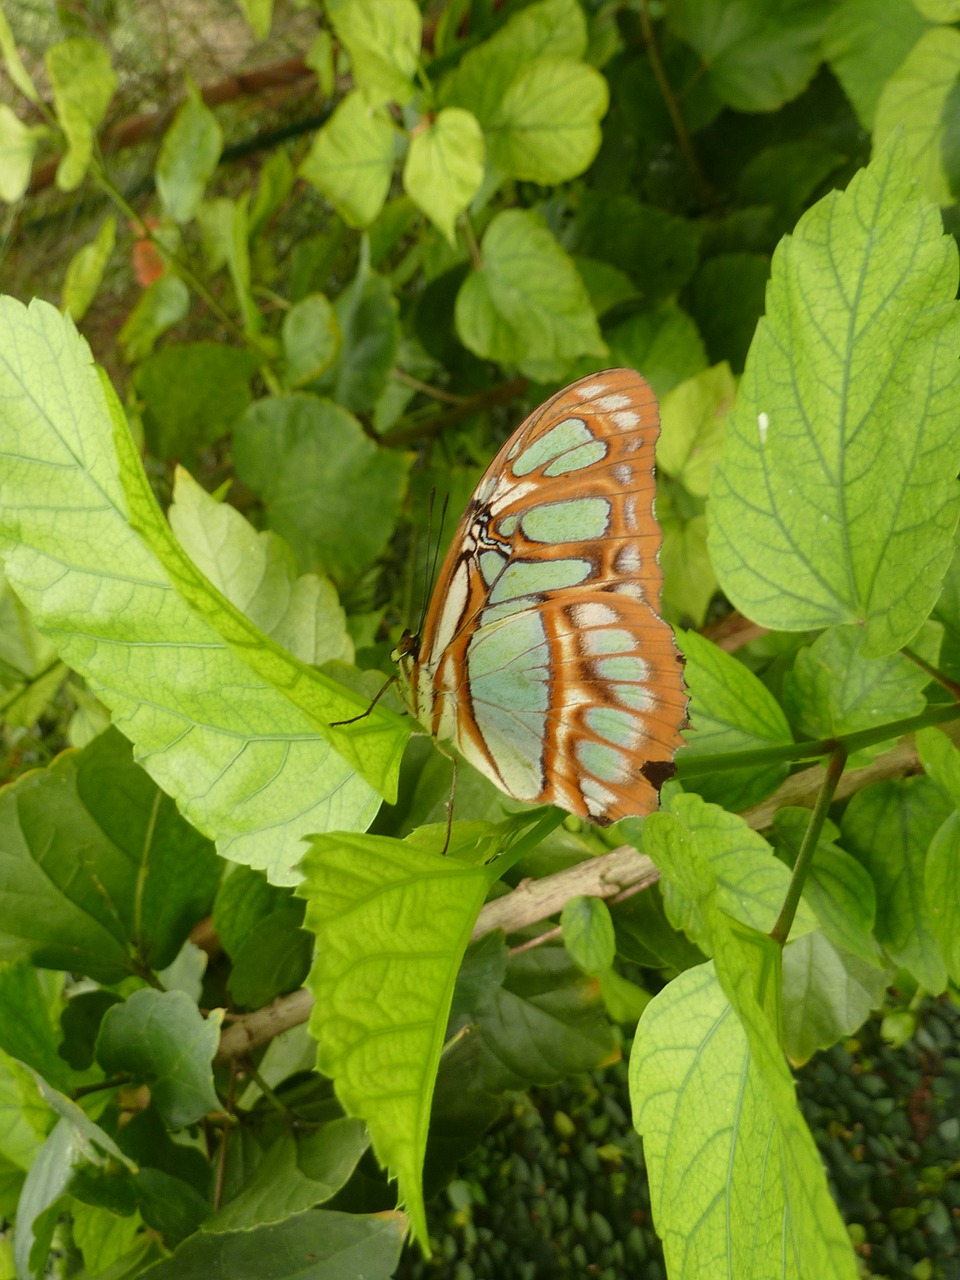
329 674 399 727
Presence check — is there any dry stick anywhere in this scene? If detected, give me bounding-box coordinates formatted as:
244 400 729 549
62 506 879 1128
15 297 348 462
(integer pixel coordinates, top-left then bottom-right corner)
27 57 316 194
213 715 960 1065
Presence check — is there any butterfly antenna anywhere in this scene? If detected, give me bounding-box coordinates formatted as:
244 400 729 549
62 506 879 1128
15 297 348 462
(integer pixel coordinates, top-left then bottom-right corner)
416 489 450 639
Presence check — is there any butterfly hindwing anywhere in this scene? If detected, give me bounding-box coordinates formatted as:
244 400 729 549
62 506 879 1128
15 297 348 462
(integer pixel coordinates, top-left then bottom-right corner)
406 369 687 824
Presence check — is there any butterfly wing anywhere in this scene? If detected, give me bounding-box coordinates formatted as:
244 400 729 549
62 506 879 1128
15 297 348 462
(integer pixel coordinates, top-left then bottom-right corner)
409 368 687 824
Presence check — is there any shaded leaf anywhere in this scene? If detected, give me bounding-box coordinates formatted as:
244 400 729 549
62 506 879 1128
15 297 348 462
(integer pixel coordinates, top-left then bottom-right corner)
677 629 793 809
118 275 189 363
560 897 615 975
96 990 221 1129
925 810 960 982
824 0 929 128
781 931 889 1063
841 777 950 991
62 216 116 322
135 342 258 462
282 293 341 388
233 393 410 584
455 208 606 380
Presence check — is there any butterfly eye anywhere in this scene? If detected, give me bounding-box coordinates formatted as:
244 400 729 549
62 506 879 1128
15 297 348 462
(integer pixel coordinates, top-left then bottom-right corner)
398 369 688 825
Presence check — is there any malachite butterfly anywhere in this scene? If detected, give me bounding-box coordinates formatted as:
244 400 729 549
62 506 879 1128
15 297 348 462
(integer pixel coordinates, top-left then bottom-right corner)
397 368 688 826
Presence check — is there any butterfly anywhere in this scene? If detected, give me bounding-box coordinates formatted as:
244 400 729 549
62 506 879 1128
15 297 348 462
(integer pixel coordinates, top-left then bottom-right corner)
396 369 688 825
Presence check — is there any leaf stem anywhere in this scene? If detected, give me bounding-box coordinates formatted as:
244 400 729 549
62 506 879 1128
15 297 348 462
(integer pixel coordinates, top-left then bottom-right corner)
770 745 846 946
902 646 960 699
494 808 567 879
637 0 713 204
676 701 960 778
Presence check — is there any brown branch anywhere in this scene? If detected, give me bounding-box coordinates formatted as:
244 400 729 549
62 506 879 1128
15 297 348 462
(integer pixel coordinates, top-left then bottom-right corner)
214 720 960 1063
28 56 316 194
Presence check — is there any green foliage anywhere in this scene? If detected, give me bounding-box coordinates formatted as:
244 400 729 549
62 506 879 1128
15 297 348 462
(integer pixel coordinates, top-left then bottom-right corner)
0 1 959 1277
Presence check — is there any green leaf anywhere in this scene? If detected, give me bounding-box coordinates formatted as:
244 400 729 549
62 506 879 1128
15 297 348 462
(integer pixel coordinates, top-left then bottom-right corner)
233 393 410 584
0 729 219 981
206 1120 368 1230
318 252 400 412
659 504 716 627
782 626 932 763
781 931 889 1063
440 0 587 124
236 0 272 39
299 92 395 228
841 777 951 991
139 1208 405 1280
676 629 793 809
647 794 817 953
169 468 353 666
686 252 769 374
0 105 44 203
156 83 223 223
666 0 830 111
925 810 960 982
249 147 295 240
0 963 67 1089
560 896 616 975
564 193 702 303
657 363 734 497
213 865 289 959
59 991 123 1071
824 0 929 129
403 108 484 245
45 37 117 191
916 724 960 803
61 216 116 322
467 942 618 1092
282 294 341 388
327 0 421 105
196 195 260 334
16 1079 135 1280
135 342 258 462
297 831 495 1245
613 883 706 971
631 959 858 1280
72 1201 146 1278
0 298 405 881
605 302 707 398
486 57 608 184
96 990 221 1129
306 30 335 97
455 209 606 380
118 275 190 363
873 26 960 205
709 138 960 657
771 808 879 965
0 1052 52 1171
0 7 39 102
227 906 311 1008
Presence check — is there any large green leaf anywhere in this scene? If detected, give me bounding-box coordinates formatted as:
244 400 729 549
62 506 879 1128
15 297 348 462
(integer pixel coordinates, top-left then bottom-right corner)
677 629 793 809
45 37 116 190
709 139 960 657
299 92 395 228
665 0 830 111
169 468 353 666
631 957 858 1279
485 57 608 184
873 26 960 204
156 82 223 223
0 730 219 981
233 393 410 583
139 1208 405 1279
297 830 496 1245
455 209 606 380
841 777 951 991
0 298 407 882
135 342 258 463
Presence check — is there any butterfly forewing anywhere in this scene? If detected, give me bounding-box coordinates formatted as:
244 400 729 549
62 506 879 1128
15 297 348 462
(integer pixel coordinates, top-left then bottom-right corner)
404 368 687 825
